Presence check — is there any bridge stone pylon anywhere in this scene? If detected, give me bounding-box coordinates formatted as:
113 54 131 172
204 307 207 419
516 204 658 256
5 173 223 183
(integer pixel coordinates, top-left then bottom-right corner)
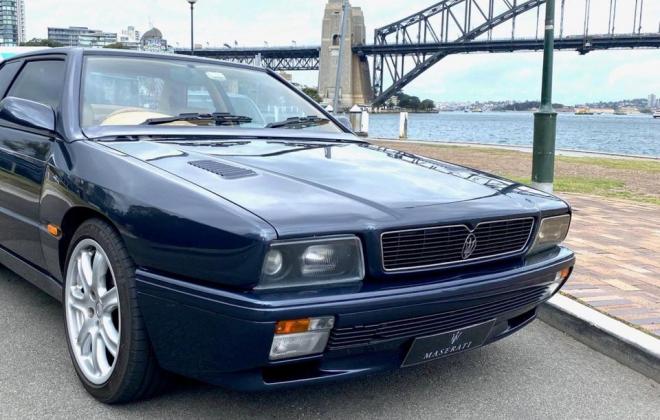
318 0 373 110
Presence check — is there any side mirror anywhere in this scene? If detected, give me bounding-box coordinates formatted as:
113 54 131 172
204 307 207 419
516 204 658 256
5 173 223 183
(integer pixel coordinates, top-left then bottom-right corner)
0 97 55 133
335 115 353 131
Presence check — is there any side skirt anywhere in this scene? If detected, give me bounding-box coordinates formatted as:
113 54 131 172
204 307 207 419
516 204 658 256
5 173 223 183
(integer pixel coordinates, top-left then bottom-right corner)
0 245 62 302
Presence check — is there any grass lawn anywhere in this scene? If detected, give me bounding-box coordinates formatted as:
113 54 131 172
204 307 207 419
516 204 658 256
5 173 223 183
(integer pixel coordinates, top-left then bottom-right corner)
508 176 660 205
371 140 660 205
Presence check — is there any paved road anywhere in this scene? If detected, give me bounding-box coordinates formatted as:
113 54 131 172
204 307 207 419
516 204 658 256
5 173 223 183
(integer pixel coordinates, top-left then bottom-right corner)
1 265 658 419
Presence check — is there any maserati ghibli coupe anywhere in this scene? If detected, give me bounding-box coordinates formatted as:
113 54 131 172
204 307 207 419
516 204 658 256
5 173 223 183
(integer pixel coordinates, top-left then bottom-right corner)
0 48 574 403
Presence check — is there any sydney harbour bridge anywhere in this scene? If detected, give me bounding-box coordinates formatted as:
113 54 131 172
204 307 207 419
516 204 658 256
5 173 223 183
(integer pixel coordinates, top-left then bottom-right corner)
176 0 660 107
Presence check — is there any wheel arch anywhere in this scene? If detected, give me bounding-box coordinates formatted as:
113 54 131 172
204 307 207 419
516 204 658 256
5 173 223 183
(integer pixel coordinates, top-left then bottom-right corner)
58 206 121 277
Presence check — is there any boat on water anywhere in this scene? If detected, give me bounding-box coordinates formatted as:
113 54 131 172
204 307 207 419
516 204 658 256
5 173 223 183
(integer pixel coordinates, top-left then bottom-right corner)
614 106 638 116
575 107 594 115
653 110 660 119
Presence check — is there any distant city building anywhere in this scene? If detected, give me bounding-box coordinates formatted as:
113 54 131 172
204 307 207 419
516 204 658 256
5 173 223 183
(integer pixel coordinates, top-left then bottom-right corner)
385 96 400 108
140 27 169 52
119 25 141 50
0 0 25 46
648 94 657 108
16 0 24 43
48 26 117 48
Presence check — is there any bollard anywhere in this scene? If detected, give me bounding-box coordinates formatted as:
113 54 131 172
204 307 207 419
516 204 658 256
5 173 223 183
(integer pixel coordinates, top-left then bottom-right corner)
360 110 369 137
399 112 409 139
349 105 362 135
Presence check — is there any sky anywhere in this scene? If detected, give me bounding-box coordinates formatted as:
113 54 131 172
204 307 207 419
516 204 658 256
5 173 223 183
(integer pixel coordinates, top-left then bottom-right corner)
25 0 660 105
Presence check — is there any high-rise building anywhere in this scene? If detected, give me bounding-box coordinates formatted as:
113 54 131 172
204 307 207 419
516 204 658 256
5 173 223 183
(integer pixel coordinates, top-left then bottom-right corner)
16 0 24 43
0 0 25 46
48 26 117 48
119 26 141 50
648 94 657 109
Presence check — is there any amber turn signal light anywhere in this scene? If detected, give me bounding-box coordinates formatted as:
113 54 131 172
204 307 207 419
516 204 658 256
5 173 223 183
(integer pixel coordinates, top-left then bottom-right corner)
559 267 571 281
275 319 311 335
47 224 61 237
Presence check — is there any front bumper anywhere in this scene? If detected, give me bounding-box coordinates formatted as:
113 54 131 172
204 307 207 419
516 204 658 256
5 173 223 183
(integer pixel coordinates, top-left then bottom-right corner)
136 247 574 390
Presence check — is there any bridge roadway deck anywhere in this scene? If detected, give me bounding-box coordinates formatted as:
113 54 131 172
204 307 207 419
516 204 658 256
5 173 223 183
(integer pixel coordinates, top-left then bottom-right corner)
176 34 660 61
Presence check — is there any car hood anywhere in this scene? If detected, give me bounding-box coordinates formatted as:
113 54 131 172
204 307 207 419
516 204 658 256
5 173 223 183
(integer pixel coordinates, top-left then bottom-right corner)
100 138 561 236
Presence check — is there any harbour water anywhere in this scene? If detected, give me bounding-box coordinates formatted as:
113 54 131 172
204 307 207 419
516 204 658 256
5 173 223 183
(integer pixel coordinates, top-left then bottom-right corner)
368 112 660 158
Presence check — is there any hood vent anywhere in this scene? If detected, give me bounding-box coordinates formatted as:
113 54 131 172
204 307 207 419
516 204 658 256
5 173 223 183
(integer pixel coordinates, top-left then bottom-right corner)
188 160 257 180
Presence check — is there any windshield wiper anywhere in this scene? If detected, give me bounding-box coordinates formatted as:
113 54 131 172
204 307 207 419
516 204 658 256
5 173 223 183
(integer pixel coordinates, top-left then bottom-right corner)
266 116 330 129
141 112 253 126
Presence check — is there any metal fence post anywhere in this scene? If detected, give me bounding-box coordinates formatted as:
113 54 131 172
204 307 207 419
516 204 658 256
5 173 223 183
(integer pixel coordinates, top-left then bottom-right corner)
532 0 557 193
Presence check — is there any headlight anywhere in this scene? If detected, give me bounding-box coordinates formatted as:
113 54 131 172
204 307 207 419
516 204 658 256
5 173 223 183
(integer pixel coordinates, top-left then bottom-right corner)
529 214 571 254
257 236 365 290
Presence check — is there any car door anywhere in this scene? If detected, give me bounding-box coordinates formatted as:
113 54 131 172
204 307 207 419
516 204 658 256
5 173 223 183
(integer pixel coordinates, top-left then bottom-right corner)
0 58 66 269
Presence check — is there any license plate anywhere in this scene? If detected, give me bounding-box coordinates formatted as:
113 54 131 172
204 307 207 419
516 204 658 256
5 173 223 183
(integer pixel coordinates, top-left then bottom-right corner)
401 320 496 367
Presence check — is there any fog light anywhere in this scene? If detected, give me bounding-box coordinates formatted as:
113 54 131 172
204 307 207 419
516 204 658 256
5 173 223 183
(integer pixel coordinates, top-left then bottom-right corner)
269 316 334 360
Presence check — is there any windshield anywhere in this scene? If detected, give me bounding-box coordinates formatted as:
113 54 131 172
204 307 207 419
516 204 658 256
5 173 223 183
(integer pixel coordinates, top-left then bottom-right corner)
80 55 341 133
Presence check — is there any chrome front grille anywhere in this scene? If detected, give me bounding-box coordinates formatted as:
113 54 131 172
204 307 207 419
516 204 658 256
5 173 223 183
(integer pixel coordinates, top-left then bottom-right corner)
381 218 534 271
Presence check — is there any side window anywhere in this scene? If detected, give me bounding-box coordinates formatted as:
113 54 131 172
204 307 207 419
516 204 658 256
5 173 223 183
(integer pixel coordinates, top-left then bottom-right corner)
0 61 22 97
7 60 66 110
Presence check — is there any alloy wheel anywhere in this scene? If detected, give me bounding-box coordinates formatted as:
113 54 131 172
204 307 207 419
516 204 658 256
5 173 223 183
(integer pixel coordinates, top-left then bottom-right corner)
65 239 121 385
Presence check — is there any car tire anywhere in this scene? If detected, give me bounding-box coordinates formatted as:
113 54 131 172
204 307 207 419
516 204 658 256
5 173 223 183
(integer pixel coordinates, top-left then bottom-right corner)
62 218 163 403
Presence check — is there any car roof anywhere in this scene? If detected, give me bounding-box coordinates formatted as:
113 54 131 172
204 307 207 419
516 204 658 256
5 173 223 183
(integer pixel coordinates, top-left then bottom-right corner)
2 47 266 72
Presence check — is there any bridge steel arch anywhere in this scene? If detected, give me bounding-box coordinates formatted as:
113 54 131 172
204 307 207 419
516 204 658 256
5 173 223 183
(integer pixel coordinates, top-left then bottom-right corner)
371 0 547 106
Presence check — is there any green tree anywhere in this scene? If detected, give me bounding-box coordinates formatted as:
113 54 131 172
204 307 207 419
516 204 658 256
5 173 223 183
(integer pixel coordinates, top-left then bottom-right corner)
408 96 421 111
302 87 322 103
394 92 434 111
104 42 130 49
397 93 412 109
420 99 436 111
20 38 63 47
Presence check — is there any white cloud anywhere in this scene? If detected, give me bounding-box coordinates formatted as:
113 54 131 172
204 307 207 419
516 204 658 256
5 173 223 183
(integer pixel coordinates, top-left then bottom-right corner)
608 59 660 86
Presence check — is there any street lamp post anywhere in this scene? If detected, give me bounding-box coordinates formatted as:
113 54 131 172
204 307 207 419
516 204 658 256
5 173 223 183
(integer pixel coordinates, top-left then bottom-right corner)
531 0 557 193
187 0 197 55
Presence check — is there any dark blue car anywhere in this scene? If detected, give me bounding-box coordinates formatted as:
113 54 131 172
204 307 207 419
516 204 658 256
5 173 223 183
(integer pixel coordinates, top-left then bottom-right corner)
0 48 574 403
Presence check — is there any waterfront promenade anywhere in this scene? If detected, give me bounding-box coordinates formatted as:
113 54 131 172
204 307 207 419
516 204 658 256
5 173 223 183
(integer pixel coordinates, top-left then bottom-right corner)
560 194 659 336
372 140 660 336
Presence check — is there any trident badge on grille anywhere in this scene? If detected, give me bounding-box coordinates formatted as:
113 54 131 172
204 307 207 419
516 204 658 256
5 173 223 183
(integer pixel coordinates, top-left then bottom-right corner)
461 233 478 260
